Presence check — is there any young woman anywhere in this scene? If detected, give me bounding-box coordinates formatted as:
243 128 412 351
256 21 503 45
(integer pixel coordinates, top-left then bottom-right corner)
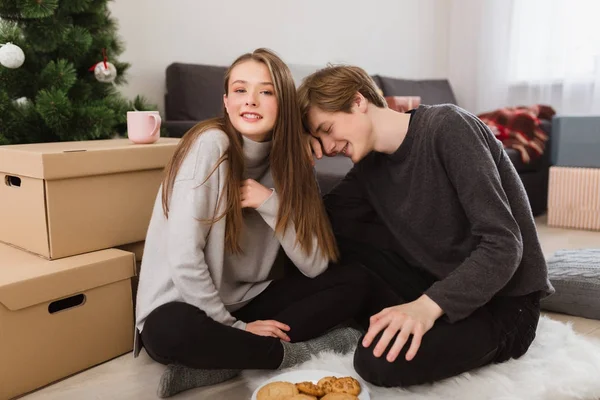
134 50 368 398
298 65 554 388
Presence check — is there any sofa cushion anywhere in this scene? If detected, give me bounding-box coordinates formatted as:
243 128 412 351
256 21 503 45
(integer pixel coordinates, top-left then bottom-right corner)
163 120 198 138
375 75 457 106
541 249 600 320
165 63 227 121
371 75 384 91
314 155 354 196
551 115 600 168
506 148 546 173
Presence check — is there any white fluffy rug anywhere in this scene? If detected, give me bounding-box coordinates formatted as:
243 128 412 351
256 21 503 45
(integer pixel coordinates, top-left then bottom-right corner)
243 317 600 400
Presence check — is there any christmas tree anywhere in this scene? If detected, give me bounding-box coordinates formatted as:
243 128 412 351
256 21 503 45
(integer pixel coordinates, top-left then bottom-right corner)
0 0 155 145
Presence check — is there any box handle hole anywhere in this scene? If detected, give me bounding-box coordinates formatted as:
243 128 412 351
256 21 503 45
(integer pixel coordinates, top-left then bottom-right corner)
48 294 86 314
5 175 21 187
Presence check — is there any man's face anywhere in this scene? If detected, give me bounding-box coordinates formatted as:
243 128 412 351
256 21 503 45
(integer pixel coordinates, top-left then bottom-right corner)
307 104 372 163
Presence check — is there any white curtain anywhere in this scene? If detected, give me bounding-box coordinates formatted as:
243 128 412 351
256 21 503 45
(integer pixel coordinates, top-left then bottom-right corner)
448 0 600 116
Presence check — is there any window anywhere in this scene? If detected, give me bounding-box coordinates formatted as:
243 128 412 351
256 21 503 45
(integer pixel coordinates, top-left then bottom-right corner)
509 0 600 84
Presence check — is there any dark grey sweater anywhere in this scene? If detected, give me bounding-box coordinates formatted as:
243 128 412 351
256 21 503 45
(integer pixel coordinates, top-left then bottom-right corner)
324 104 554 323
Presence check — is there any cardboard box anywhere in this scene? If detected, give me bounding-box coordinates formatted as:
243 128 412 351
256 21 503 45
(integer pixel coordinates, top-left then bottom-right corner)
117 241 145 263
116 241 144 307
0 138 179 259
548 166 600 231
0 243 136 400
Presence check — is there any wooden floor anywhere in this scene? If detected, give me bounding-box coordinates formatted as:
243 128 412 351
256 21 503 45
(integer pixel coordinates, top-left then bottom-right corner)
19 215 600 400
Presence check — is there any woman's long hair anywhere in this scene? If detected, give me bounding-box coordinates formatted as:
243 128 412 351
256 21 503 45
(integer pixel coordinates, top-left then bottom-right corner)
161 48 338 261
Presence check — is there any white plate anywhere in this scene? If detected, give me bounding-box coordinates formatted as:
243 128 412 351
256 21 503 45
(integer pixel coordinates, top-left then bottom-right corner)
251 369 370 399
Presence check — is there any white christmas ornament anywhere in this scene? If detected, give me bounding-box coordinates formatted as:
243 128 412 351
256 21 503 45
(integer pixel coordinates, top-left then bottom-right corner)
14 97 30 106
0 42 25 69
93 61 117 83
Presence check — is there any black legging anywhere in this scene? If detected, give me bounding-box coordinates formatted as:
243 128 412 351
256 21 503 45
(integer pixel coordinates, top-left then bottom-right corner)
140 261 370 370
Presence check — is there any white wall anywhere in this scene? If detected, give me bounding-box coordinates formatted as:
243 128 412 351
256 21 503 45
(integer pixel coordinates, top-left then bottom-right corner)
109 0 450 114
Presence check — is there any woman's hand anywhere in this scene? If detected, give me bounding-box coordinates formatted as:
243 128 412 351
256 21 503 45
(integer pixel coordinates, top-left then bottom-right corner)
246 320 291 341
362 295 444 362
240 179 273 209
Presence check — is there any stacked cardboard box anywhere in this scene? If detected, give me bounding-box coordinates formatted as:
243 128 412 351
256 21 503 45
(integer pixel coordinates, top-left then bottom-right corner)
547 116 600 231
548 166 600 231
117 241 146 306
0 138 179 399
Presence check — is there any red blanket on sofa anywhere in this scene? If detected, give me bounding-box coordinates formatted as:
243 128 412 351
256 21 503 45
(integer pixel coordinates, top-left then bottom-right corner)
478 105 555 164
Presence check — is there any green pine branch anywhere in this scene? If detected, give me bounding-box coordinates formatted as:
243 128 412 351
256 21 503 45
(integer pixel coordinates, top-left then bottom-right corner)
112 60 130 85
0 0 21 18
60 0 93 14
35 88 73 131
22 15 66 52
0 66 34 98
0 19 21 41
59 25 93 62
69 103 116 140
40 59 77 91
17 0 59 19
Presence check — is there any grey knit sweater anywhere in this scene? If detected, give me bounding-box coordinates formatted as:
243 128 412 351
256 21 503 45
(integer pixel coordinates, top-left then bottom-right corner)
325 104 554 323
135 129 328 335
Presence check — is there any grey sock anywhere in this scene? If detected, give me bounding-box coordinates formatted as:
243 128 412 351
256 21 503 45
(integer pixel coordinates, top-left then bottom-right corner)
156 364 240 398
279 326 362 370
156 327 362 397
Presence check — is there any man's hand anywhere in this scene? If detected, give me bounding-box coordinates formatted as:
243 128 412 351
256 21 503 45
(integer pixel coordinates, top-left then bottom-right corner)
306 136 329 166
362 295 444 362
240 179 273 209
246 320 291 341
310 136 324 160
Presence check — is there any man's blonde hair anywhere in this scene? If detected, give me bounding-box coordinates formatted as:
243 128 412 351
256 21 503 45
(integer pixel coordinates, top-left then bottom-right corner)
297 65 387 133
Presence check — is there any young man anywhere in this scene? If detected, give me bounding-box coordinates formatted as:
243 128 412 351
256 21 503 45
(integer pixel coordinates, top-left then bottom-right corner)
298 66 554 388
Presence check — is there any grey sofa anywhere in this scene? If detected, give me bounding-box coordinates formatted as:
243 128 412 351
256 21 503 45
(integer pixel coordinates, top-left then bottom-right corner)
163 62 553 215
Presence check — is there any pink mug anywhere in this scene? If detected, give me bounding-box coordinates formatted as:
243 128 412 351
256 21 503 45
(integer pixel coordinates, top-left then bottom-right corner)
127 111 161 144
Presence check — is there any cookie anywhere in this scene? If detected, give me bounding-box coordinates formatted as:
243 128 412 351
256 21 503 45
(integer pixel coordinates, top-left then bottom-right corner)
287 395 318 400
295 381 325 397
256 381 298 400
321 393 360 400
330 377 361 396
317 376 338 393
